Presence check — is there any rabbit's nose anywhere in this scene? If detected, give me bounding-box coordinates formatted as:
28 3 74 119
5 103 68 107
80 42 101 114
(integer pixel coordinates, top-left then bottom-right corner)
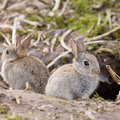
91 68 100 74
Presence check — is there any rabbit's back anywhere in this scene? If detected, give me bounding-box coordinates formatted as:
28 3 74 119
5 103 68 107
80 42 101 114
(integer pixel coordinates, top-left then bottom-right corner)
46 64 82 100
45 64 99 100
2 56 49 93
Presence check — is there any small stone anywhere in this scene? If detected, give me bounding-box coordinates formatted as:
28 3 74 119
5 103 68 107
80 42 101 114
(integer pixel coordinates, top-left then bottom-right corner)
42 47 49 55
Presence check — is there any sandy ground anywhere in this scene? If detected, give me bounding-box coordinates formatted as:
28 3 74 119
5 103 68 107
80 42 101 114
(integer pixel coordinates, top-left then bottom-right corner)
0 87 120 120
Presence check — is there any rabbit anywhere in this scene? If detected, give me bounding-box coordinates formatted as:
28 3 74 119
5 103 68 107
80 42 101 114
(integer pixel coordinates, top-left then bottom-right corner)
1 35 49 93
45 37 100 100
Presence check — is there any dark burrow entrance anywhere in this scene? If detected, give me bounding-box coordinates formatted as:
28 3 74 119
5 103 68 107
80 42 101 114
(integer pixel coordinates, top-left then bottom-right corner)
95 53 120 100
96 81 120 100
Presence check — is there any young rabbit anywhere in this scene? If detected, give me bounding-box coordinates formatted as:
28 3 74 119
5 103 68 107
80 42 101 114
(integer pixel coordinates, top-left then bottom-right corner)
1 35 49 93
45 38 100 100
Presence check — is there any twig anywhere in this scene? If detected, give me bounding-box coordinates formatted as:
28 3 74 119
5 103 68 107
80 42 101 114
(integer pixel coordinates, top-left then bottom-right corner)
12 18 18 44
17 14 39 27
51 37 57 52
106 65 120 85
29 1 46 9
85 40 120 45
106 10 112 29
32 32 42 47
47 50 72 68
94 47 113 55
0 0 8 10
48 0 61 16
20 18 39 27
0 24 13 30
87 23 95 33
47 37 119 68
0 32 11 45
43 38 51 45
97 13 101 26
7 1 27 10
60 29 72 51
53 0 61 11
36 32 41 43
87 26 120 41
3 43 8 47
51 30 62 52
59 0 70 16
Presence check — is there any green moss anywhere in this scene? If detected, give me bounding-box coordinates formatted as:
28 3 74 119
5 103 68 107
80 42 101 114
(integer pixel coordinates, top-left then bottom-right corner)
54 98 73 106
71 0 114 14
38 0 116 36
44 16 53 23
68 14 98 34
97 107 104 113
16 30 28 37
7 115 24 120
0 106 24 120
32 32 39 40
87 24 109 37
93 92 104 100
68 0 116 37
42 96 51 102
37 48 40 51
24 24 34 29
0 106 6 114
62 56 67 64
87 43 100 51
26 14 40 22
55 16 67 28
71 0 93 14
22 0 120 41
113 44 120 59
111 29 120 39
28 111 33 115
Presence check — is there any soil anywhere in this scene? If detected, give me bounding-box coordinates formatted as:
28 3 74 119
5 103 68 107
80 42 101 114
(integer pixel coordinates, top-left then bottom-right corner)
0 87 120 120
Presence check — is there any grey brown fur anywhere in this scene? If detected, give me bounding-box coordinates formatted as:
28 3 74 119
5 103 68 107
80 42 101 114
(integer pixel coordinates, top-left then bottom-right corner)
45 38 100 100
1 35 49 93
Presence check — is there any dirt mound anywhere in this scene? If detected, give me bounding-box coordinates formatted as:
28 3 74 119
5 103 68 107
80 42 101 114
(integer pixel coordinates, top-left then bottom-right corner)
0 88 120 120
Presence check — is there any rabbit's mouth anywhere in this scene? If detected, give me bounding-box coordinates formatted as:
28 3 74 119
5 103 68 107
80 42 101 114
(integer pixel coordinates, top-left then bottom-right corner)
91 68 100 75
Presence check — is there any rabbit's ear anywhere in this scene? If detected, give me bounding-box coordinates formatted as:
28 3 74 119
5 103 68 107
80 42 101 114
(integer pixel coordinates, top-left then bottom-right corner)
74 35 86 53
76 40 86 52
0 44 6 53
15 37 21 55
71 39 86 58
71 40 78 58
16 36 21 49
21 35 32 49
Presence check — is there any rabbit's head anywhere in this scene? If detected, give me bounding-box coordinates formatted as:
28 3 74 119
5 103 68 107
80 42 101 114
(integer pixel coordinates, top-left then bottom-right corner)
71 37 100 76
1 35 31 63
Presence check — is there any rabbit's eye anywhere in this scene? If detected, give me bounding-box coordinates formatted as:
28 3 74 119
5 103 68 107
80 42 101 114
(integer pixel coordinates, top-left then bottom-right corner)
84 61 89 66
6 50 9 55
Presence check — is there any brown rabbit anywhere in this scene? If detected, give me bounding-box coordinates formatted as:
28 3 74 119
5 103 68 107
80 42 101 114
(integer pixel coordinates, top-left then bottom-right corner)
45 38 100 100
1 35 49 93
